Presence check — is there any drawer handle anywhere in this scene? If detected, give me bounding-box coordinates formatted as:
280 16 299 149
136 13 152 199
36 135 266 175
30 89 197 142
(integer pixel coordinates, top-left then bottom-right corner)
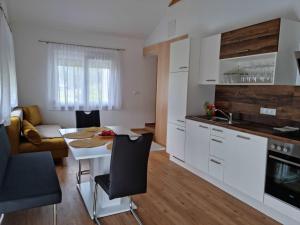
206 79 216 82
237 135 250 140
177 120 185 123
210 159 221 165
176 128 185 132
212 128 223 133
179 66 188 70
199 125 209 129
211 138 223 144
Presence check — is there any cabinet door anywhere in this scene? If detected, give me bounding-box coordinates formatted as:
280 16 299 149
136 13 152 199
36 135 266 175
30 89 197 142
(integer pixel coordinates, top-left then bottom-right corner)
185 120 210 173
170 39 190 73
168 72 188 124
199 34 221 84
224 131 268 201
220 19 280 59
167 123 186 161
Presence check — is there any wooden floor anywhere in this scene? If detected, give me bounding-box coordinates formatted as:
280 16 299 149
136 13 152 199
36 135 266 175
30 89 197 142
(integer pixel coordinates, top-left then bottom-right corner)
3 151 280 225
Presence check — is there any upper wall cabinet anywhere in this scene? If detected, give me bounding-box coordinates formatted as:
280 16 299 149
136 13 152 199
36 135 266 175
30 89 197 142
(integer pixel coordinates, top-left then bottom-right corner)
170 39 190 73
199 34 221 84
220 19 280 59
199 18 300 85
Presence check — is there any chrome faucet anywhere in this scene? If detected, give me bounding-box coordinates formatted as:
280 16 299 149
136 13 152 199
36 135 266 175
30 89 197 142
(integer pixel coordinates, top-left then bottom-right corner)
214 109 233 125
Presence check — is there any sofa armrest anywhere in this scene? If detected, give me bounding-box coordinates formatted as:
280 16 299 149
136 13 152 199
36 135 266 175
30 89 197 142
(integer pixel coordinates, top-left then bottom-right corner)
5 117 21 155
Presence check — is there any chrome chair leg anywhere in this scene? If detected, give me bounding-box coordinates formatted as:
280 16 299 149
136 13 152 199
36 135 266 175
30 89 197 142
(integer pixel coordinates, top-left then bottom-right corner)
93 184 101 225
0 214 4 225
129 199 143 225
53 204 57 225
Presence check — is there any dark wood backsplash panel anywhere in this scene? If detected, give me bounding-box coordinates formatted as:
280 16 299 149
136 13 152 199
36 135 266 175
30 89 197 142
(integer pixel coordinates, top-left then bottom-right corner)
215 85 300 127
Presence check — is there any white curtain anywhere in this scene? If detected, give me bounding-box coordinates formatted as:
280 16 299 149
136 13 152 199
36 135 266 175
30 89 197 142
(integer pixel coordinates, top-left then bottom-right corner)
0 11 18 126
47 43 122 111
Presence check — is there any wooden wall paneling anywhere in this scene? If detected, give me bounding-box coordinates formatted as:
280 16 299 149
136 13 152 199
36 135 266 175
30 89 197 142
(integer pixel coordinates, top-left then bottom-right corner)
144 35 188 146
215 85 300 127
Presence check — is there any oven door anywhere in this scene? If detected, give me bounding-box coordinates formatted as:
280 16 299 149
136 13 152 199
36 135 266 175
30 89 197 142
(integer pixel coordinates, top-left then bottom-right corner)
265 151 300 208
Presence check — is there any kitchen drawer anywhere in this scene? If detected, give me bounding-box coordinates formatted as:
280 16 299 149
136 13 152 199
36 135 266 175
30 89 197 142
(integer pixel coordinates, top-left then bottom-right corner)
210 136 225 159
209 157 224 181
211 125 226 139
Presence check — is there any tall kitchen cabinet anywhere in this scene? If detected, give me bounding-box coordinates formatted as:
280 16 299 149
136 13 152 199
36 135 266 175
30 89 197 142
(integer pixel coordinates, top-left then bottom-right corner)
166 39 190 161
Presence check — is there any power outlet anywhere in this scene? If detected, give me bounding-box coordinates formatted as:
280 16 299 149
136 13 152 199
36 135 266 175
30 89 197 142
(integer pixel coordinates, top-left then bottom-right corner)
260 107 277 116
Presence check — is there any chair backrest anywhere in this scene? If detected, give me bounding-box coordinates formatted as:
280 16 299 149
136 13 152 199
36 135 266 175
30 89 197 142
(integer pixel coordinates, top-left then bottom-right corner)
0 124 11 187
75 110 100 128
108 133 153 199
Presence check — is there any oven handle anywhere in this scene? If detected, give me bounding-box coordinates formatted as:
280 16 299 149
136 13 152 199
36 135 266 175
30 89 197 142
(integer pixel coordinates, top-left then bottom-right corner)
269 155 300 168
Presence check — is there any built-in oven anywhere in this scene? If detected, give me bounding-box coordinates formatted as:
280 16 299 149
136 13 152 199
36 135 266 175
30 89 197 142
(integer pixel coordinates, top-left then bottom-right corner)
265 139 300 209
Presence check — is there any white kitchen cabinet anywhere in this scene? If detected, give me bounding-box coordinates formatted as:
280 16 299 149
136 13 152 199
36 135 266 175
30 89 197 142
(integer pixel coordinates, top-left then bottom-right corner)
185 120 210 173
168 72 188 125
167 123 186 161
199 34 221 85
209 156 224 181
170 39 190 73
210 136 226 160
224 130 268 202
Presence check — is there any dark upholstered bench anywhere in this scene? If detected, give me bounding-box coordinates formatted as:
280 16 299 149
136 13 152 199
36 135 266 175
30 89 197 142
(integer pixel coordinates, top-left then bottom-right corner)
0 125 62 225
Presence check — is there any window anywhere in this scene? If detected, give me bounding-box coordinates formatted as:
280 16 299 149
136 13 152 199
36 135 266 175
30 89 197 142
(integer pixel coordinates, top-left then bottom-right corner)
47 43 122 111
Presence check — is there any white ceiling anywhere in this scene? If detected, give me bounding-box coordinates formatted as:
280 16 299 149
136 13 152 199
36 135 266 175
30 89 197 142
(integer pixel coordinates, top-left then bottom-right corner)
7 0 169 38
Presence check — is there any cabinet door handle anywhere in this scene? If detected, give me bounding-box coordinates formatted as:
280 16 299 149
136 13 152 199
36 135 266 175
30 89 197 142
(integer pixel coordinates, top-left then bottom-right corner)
212 128 223 133
210 159 221 165
179 66 188 70
177 120 185 123
176 128 185 132
211 138 223 144
237 49 251 53
237 135 250 140
199 125 209 129
206 79 216 82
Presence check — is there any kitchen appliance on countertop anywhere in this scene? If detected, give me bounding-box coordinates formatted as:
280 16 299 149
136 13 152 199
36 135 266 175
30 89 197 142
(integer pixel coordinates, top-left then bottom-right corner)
265 139 300 209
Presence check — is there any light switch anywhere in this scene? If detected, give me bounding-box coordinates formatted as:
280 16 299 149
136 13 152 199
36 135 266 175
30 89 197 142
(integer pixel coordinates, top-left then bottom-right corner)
260 107 276 116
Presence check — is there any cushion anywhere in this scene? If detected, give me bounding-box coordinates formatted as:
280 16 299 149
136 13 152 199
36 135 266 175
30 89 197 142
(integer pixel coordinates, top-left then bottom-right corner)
35 125 62 138
0 152 62 213
23 105 42 126
22 120 42 145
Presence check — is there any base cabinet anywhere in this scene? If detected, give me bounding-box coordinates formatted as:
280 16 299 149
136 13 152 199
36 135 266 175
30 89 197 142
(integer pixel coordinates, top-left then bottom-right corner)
185 120 210 173
224 130 268 202
185 119 268 202
209 157 224 181
167 123 186 161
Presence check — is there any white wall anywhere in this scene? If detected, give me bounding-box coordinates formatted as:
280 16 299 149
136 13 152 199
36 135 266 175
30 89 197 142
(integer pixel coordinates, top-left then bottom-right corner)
13 23 157 128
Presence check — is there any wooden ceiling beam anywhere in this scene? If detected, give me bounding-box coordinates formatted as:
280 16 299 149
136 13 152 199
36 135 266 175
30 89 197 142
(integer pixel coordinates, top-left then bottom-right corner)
168 0 181 7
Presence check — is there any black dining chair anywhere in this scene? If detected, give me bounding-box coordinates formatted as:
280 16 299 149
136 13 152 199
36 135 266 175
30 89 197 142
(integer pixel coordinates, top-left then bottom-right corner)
93 133 153 225
0 124 62 225
75 110 101 184
75 110 100 129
